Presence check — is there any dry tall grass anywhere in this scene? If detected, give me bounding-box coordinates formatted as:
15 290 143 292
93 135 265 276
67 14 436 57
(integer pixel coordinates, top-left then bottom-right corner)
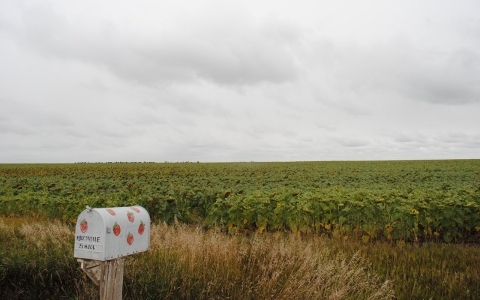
125 223 394 299
0 219 82 299
1 218 394 299
3 218 480 299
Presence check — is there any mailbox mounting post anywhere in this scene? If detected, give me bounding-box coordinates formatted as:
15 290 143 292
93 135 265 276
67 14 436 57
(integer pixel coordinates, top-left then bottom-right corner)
77 258 125 299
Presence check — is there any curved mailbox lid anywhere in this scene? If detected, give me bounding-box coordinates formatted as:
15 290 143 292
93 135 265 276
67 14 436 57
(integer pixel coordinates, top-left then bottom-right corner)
74 206 150 261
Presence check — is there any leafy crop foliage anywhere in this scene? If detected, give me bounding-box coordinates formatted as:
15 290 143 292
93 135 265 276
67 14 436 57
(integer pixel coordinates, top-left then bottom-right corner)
1 160 479 243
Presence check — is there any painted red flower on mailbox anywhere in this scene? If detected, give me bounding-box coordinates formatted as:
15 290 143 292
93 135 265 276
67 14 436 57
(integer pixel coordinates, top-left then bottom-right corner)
138 221 145 235
106 209 116 216
80 219 88 233
113 222 121 236
127 233 134 245
127 211 135 222
130 207 141 213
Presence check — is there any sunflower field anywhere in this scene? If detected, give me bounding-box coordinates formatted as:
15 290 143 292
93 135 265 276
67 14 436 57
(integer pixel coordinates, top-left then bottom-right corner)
1 160 479 243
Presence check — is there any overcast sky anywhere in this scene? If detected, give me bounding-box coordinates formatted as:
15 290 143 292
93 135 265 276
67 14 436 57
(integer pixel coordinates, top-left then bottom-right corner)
1 0 479 163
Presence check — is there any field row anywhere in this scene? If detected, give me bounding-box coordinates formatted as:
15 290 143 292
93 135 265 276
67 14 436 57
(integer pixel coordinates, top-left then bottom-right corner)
1 160 479 242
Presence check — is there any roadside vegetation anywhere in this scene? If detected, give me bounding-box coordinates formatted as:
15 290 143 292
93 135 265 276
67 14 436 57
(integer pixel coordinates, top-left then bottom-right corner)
1 218 396 299
1 161 480 299
2 218 480 299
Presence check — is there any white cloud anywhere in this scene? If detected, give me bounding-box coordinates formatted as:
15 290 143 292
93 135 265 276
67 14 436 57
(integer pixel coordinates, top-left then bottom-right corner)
0 0 479 162
1 0 302 87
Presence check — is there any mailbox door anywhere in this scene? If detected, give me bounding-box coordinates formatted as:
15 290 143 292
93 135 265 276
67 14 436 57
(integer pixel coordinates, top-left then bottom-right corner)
74 210 106 260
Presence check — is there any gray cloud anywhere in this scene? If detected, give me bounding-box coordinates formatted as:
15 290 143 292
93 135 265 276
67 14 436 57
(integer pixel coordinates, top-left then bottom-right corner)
401 48 480 105
1 1 301 87
307 38 480 106
0 0 479 163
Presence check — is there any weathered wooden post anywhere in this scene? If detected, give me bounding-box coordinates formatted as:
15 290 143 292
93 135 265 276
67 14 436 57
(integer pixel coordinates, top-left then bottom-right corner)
74 206 150 300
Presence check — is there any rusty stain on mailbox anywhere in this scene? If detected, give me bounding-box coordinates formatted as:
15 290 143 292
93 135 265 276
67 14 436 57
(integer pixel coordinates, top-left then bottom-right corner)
74 206 150 261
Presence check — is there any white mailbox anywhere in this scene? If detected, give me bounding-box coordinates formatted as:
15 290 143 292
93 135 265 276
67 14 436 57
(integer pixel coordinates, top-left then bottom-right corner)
74 206 150 261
